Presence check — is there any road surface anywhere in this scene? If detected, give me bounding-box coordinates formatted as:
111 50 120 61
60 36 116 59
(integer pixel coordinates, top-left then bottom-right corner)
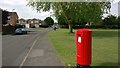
2 28 63 66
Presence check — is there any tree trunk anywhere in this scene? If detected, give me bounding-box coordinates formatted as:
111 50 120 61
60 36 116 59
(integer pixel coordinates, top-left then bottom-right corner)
68 22 73 33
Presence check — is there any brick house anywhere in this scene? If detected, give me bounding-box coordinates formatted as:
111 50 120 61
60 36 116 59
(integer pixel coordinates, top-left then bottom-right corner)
19 18 26 25
32 18 40 28
26 18 41 28
7 12 19 26
1 9 19 34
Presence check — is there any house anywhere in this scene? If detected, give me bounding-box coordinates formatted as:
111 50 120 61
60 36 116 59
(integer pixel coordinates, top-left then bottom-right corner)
32 18 39 24
7 12 19 26
26 19 32 24
26 19 33 28
19 18 31 28
26 18 41 28
1 9 19 34
19 18 26 25
40 20 49 27
31 18 40 28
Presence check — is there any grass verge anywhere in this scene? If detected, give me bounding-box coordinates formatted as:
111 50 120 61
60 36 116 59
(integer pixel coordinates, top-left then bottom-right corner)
48 28 118 66
28 27 49 30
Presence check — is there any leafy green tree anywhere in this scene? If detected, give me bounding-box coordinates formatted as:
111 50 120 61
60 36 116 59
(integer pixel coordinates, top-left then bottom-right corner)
58 15 67 25
27 1 111 33
118 16 120 26
103 15 118 25
44 17 54 26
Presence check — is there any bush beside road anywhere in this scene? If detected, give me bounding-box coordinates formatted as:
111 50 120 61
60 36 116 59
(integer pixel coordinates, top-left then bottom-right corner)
48 28 118 66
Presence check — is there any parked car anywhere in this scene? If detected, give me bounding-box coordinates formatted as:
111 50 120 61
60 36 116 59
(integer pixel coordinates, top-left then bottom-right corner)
14 28 27 35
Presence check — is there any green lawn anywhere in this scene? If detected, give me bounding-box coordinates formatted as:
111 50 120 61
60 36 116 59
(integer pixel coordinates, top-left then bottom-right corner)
48 28 118 66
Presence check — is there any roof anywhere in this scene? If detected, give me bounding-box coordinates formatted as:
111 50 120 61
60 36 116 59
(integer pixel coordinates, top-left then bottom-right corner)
8 12 19 18
19 18 26 21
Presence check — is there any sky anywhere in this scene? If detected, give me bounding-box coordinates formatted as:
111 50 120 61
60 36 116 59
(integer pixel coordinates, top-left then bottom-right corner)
0 0 120 22
110 0 119 16
0 0 55 21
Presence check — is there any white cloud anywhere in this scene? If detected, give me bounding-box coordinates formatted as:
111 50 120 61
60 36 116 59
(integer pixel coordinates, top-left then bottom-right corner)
112 0 120 3
110 2 118 16
3 0 27 6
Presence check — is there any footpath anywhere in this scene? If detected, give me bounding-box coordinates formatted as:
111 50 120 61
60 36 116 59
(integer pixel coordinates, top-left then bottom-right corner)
22 29 64 67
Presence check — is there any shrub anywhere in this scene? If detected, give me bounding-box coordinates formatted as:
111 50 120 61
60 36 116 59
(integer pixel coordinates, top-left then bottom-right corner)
2 25 14 35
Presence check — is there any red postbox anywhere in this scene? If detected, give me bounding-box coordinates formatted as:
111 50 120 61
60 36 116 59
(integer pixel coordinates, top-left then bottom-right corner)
75 28 92 66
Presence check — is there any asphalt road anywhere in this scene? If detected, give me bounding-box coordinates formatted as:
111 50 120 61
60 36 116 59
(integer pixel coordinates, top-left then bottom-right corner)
2 29 52 66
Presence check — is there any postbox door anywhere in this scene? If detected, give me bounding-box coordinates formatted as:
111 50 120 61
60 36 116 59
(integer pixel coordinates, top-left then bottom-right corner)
76 33 84 64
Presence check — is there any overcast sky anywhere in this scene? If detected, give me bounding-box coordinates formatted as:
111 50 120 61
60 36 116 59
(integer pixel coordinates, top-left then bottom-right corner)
110 0 119 16
0 0 120 22
0 0 55 21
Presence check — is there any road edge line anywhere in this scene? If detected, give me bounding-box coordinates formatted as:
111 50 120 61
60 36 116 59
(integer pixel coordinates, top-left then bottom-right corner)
19 36 39 68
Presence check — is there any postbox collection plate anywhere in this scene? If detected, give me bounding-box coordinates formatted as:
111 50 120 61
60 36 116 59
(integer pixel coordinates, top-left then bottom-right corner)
78 36 81 43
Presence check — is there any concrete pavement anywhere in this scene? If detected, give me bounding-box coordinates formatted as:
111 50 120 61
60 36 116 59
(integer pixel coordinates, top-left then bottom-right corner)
22 29 64 66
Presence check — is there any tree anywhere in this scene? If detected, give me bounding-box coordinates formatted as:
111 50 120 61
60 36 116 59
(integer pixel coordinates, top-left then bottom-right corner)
58 15 67 25
44 17 54 26
103 15 118 25
27 1 111 33
118 16 120 26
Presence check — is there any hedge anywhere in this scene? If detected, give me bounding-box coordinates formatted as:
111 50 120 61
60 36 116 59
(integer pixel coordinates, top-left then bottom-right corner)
60 25 119 29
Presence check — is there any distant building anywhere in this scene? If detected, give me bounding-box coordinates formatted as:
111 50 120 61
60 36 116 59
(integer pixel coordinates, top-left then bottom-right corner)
1 9 19 34
19 18 30 28
7 12 19 26
26 18 42 28
32 18 40 28
40 20 48 27
19 18 26 25
26 19 32 24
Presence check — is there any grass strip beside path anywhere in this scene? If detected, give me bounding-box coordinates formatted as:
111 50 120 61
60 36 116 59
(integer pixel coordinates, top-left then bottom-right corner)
28 28 49 30
48 29 76 66
48 28 118 66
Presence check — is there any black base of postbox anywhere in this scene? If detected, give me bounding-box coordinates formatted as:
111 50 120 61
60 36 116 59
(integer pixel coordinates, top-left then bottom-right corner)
77 64 92 68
